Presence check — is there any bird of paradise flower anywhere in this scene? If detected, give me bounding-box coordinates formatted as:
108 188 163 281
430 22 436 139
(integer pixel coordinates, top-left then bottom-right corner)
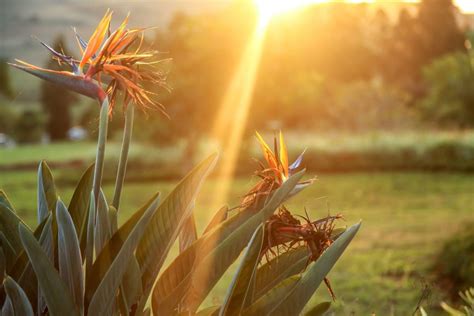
9 10 171 211
241 131 314 208
10 10 170 115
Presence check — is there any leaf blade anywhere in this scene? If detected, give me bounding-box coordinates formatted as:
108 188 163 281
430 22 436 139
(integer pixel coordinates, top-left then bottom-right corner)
18 224 78 316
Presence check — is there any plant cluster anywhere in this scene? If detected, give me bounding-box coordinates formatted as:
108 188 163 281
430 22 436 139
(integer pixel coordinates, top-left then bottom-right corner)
2 11 360 316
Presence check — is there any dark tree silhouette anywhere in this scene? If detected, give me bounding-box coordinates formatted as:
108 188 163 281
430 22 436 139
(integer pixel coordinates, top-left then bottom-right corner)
0 59 14 98
40 35 78 141
389 0 465 93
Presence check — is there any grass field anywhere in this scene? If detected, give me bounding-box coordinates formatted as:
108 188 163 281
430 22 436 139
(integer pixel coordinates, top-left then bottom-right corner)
1 167 472 315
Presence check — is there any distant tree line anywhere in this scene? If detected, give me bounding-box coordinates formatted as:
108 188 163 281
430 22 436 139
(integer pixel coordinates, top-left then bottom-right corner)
0 0 471 145
135 0 470 154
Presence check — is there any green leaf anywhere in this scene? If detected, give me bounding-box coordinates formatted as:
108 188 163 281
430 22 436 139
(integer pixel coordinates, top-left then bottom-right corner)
179 214 198 253
37 214 54 315
86 194 158 315
256 222 361 316
3 276 34 316
9 215 52 314
0 233 17 271
37 161 57 224
197 306 220 316
0 200 27 264
94 190 111 256
219 224 264 316
118 256 143 314
0 190 14 211
56 200 84 313
153 170 305 314
242 276 301 316
18 224 79 316
68 164 94 257
108 206 118 234
182 171 306 313
136 153 218 310
0 248 5 284
2 295 13 316
85 192 95 273
202 206 228 236
84 193 160 307
304 302 331 316
254 246 309 299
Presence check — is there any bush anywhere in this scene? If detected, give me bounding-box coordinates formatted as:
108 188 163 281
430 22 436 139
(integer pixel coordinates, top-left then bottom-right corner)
330 80 415 131
13 109 45 144
420 52 474 128
0 103 17 135
434 224 474 298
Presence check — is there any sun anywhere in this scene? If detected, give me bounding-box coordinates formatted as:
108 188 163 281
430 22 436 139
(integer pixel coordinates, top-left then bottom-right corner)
255 0 328 26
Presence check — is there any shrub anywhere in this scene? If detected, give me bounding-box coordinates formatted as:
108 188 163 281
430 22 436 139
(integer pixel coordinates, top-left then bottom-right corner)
13 109 45 144
2 10 360 316
434 224 474 298
420 52 474 128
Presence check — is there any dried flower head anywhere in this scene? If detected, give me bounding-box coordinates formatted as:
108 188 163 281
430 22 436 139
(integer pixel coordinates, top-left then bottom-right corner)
241 131 313 208
10 10 169 115
262 206 343 299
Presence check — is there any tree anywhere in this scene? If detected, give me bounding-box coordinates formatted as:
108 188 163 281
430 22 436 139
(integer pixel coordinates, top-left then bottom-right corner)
40 35 78 141
388 0 466 93
0 59 14 98
420 52 474 127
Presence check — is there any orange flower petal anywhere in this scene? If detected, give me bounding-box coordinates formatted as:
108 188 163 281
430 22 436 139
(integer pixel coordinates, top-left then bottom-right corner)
80 10 113 70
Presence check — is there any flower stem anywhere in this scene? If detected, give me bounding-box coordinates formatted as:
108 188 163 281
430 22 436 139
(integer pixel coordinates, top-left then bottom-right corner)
112 104 134 210
92 97 109 209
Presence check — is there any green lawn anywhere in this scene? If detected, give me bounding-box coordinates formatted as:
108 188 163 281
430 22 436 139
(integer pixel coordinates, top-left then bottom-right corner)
1 168 472 314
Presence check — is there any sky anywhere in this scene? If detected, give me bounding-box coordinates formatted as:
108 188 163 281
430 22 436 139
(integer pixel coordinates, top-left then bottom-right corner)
455 0 474 13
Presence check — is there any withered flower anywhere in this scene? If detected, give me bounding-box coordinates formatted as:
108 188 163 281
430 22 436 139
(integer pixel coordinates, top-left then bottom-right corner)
262 206 343 299
241 131 313 208
10 10 169 115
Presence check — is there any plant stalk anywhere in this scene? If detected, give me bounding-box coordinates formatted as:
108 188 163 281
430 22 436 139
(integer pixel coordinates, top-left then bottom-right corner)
112 104 134 210
92 97 109 209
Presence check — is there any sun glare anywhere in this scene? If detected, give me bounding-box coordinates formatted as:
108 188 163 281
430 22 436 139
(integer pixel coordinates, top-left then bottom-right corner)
256 0 327 26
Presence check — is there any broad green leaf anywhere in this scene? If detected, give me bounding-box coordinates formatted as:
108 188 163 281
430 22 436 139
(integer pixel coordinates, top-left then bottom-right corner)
0 233 17 271
261 222 361 316
0 201 27 263
84 193 160 307
254 246 309 299
0 190 14 211
304 302 331 316
197 306 220 316
151 192 264 310
179 213 198 253
109 206 118 234
183 171 306 313
68 164 94 256
219 225 264 316
2 295 13 316
242 276 301 316
56 200 84 313
118 256 142 315
0 248 5 284
136 153 218 310
37 161 57 224
152 171 305 314
37 214 54 316
9 215 52 314
86 194 158 315
202 206 228 235
85 192 95 273
94 190 111 256
18 224 78 316
3 276 34 316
